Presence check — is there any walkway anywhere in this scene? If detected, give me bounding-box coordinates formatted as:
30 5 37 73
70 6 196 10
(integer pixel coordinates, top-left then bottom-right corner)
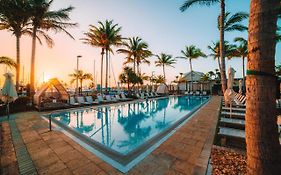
0 96 221 175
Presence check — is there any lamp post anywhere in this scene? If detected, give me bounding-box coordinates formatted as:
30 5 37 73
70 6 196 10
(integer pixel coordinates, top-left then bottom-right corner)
76 55 82 95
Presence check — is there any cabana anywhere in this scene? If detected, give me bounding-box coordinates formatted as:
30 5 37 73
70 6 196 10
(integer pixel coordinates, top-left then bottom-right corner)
156 83 169 94
34 78 69 109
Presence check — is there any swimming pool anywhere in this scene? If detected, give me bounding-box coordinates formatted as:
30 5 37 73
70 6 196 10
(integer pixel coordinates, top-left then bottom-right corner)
47 95 209 172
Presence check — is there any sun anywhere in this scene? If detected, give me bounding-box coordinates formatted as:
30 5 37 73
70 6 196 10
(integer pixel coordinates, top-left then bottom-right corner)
43 73 52 83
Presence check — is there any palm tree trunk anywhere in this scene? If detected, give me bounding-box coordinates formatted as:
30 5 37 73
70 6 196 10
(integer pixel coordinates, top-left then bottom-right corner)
163 65 166 82
133 56 136 73
80 79 83 95
15 35 21 91
100 48 104 94
105 49 108 94
246 0 281 174
242 56 245 93
219 0 227 94
189 58 193 91
217 57 221 71
30 27 37 99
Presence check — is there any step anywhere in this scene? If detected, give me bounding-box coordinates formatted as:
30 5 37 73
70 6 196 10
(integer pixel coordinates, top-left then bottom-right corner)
218 127 245 139
220 117 245 125
222 107 246 112
221 111 245 119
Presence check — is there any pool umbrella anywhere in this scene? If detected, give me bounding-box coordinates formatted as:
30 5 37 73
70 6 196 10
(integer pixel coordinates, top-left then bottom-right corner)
224 67 236 117
1 72 18 119
238 79 242 94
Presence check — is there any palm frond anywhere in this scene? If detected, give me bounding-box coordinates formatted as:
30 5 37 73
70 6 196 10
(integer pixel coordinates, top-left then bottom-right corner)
180 0 219 12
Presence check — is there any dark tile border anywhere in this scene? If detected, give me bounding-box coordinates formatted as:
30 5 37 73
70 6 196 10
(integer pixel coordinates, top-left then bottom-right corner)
9 120 38 175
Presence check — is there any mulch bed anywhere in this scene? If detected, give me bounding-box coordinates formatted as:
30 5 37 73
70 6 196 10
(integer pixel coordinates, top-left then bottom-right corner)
211 146 247 175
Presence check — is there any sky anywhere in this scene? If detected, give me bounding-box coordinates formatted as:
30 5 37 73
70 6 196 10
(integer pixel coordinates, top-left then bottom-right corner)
0 0 280 88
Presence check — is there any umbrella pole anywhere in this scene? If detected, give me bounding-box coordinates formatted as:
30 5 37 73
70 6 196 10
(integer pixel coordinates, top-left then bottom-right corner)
6 102 10 120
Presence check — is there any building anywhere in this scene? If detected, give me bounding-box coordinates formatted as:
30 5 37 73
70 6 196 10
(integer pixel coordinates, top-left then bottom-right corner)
177 71 214 93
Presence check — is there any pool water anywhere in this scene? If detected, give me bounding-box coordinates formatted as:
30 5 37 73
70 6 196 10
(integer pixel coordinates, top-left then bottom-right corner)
49 95 209 171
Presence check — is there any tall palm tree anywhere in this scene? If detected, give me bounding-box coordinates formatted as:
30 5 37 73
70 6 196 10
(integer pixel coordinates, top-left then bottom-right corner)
218 12 248 32
246 0 281 174
180 0 227 93
234 37 247 92
117 37 152 75
82 20 122 94
69 70 93 94
29 0 77 97
208 41 237 71
155 53 176 82
0 0 30 90
177 45 206 91
0 56 16 68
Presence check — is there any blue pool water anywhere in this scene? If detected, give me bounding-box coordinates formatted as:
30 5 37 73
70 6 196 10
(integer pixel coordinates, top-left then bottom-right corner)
49 95 209 171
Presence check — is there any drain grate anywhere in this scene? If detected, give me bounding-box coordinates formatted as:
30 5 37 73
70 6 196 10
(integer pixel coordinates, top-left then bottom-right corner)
9 120 38 175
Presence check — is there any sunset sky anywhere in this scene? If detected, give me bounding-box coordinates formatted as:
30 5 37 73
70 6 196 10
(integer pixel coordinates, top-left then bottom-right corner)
0 0 280 88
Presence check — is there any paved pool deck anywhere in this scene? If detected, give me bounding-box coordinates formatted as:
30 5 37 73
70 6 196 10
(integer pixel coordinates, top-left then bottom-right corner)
0 96 221 175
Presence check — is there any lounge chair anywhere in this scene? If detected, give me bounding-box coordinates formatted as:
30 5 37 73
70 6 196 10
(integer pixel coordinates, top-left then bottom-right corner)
115 94 127 101
153 92 160 97
121 93 132 101
85 96 99 105
195 91 200 96
140 93 145 99
69 96 80 106
202 91 207 95
105 95 118 102
77 96 91 105
146 93 153 98
149 93 155 98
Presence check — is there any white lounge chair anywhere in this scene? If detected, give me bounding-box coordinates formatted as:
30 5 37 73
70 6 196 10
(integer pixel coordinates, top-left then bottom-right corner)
69 96 80 106
115 94 126 101
153 92 160 97
77 96 91 105
121 93 131 101
106 95 118 102
85 96 99 105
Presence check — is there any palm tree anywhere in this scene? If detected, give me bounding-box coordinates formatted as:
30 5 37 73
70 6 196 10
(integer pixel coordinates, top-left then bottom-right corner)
155 75 165 85
0 0 30 90
119 66 140 92
218 12 248 32
69 70 93 94
177 45 206 91
117 37 152 75
29 0 77 97
246 0 281 174
155 53 176 82
82 20 122 94
234 37 247 92
208 41 237 71
180 0 228 93
0 56 16 68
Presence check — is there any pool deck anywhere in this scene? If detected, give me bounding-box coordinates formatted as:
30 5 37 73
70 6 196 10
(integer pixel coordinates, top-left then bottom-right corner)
0 96 221 175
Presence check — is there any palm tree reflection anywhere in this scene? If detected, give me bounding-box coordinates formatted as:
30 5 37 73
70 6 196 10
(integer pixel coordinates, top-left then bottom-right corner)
117 102 151 150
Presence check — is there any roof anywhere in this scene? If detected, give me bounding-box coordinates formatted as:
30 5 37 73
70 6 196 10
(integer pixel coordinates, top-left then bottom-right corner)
34 78 69 105
179 71 205 82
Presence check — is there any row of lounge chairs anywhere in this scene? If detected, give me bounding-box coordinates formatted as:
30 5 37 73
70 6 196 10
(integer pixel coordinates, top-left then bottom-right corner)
69 94 132 106
135 92 161 99
184 91 208 96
